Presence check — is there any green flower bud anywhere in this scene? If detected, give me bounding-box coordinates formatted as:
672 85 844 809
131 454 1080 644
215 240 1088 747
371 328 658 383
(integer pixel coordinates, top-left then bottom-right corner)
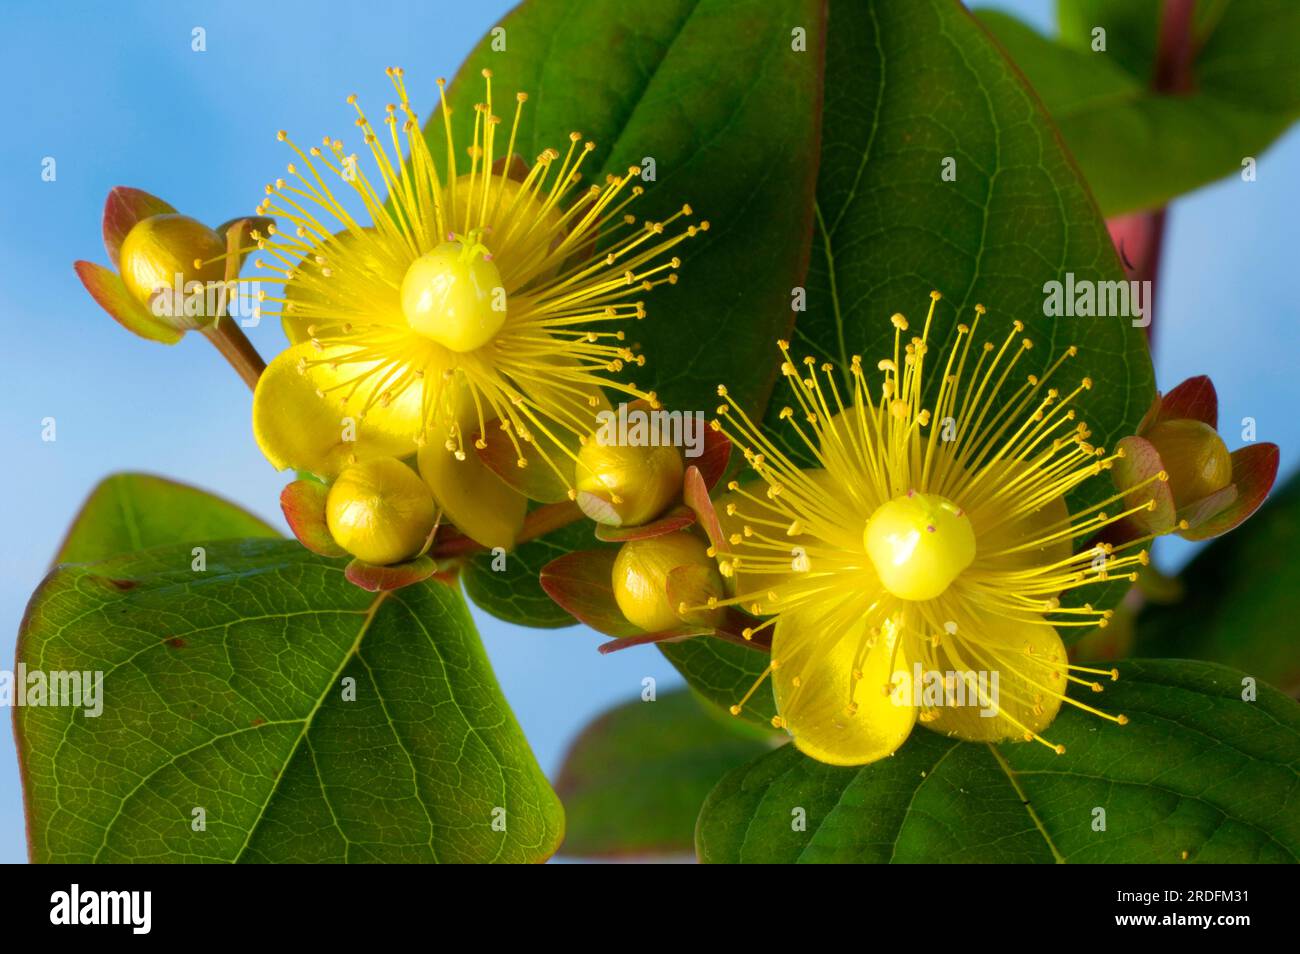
1143 418 1232 509
325 458 437 565
612 531 722 632
576 440 684 527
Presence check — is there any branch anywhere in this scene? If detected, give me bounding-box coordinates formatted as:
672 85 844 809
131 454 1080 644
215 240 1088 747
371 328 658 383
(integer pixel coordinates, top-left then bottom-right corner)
201 318 266 391
1107 0 1196 345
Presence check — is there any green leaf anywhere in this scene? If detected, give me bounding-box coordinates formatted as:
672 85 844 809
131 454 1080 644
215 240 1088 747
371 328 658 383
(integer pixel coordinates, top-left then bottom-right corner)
1054 0 1161 79
768 0 1151 465
1057 0 1300 115
659 638 777 727
979 1 1300 215
556 689 774 857
16 539 563 863
55 472 279 565
426 0 824 417
759 0 1155 521
1136 472 1300 694
697 659 1300 863
462 516 606 628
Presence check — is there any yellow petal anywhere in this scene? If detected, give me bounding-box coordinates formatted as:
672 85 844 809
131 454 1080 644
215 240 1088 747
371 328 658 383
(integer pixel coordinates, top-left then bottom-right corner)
460 174 567 288
418 436 526 550
772 601 917 766
252 341 422 476
969 460 1073 574
412 375 526 548
462 347 610 504
919 611 1066 744
280 226 404 345
716 470 847 613
507 331 611 447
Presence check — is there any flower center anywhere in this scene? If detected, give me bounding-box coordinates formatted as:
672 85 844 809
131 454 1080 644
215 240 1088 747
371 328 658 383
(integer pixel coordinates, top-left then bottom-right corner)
864 491 975 601
399 233 505 352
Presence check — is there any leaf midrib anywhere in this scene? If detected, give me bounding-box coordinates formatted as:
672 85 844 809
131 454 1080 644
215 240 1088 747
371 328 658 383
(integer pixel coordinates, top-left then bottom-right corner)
229 590 391 863
80 586 393 862
986 741 1064 863
112 475 144 553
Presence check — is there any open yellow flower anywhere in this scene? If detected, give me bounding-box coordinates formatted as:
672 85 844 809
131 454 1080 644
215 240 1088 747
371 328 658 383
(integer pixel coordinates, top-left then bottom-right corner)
248 67 704 547
706 292 1172 766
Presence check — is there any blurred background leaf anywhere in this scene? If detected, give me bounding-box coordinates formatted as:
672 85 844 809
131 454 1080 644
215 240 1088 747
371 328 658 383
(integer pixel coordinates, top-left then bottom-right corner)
697 659 1299 862
978 0 1300 215
556 688 775 858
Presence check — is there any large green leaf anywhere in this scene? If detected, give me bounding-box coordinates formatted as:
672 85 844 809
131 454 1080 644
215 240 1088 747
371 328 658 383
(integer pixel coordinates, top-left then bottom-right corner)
426 0 824 417
980 1 1300 215
767 0 1151 466
55 472 279 564
556 689 774 857
757 0 1154 569
16 539 563 863
1136 472 1300 695
697 659 1300 863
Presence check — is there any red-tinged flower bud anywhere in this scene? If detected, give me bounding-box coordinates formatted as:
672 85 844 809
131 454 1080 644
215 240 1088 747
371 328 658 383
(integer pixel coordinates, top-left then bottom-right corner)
1142 418 1233 510
119 214 228 326
1113 375 1279 542
77 188 273 354
612 531 722 632
326 458 437 566
576 440 684 527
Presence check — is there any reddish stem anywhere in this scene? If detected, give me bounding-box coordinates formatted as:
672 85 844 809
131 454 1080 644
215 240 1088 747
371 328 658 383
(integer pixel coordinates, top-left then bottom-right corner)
1153 0 1197 94
1107 0 1196 346
201 318 266 391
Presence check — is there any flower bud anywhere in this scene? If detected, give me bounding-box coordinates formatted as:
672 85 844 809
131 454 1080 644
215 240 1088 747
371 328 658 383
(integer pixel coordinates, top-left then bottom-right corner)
576 440 684 527
1142 418 1232 510
118 213 227 322
77 188 271 347
612 531 722 632
325 458 437 566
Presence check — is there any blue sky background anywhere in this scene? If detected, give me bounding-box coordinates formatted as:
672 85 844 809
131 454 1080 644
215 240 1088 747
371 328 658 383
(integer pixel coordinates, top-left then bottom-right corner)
1 0 1296 864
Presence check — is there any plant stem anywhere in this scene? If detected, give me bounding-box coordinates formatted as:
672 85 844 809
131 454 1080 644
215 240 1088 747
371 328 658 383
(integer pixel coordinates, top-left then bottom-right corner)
1108 208 1167 343
1154 0 1197 95
202 317 266 391
1108 0 1196 346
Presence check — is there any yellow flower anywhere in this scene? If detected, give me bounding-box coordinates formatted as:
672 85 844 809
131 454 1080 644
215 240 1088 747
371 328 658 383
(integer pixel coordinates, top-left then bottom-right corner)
249 67 704 547
706 292 1170 766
